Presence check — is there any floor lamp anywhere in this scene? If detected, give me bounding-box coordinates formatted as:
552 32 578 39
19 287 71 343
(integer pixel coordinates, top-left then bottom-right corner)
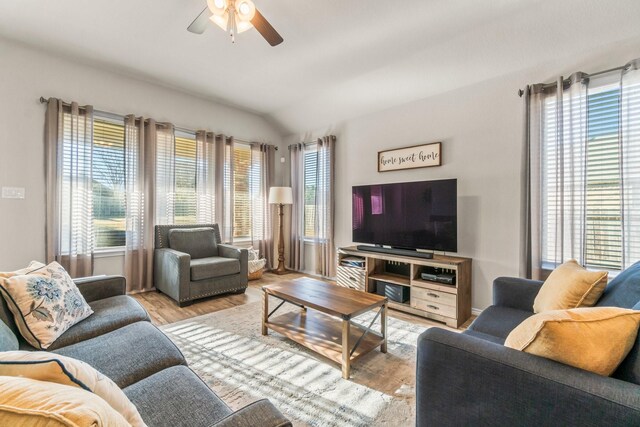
269 186 293 275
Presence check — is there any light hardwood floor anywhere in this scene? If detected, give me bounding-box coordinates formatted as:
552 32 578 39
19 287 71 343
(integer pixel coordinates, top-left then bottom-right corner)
132 271 474 329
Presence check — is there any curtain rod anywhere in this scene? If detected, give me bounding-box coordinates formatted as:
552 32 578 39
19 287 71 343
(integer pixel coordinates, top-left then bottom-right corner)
288 135 336 149
39 96 277 150
517 64 630 97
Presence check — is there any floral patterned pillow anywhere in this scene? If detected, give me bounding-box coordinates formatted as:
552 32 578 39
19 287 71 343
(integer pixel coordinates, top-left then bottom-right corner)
0 262 93 349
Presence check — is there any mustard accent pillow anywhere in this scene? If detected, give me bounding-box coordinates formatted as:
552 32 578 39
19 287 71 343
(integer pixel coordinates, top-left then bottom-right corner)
533 260 607 313
0 262 93 349
505 307 640 376
0 351 146 427
0 376 130 427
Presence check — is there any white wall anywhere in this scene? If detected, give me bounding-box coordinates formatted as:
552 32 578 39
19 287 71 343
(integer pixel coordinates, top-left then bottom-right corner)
0 37 283 272
284 41 640 311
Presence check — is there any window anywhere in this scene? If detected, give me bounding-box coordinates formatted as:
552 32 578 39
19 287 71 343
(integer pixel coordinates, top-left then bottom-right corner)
541 80 624 270
174 132 198 224
232 142 263 240
92 115 125 248
304 147 318 238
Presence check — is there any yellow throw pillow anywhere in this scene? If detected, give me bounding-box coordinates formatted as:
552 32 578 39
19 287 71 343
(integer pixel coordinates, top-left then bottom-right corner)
505 307 640 376
0 351 146 427
0 376 130 427
0 261 93 349
533 260 607 313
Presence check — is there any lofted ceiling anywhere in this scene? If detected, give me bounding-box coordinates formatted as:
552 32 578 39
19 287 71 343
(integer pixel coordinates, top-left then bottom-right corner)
1 0 640 135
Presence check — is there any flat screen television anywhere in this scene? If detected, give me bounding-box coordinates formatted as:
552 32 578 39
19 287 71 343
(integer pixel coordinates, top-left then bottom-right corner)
352 179 457 252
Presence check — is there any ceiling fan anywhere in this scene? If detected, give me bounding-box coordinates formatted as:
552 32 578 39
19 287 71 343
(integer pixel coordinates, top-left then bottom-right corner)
188 0 283 46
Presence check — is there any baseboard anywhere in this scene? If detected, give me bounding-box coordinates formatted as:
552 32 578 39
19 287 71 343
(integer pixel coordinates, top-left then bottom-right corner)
471 307 483 316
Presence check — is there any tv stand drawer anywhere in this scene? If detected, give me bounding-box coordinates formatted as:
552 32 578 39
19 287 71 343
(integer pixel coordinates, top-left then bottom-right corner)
411 297 456 319
337 265 366 291
411 287 456 306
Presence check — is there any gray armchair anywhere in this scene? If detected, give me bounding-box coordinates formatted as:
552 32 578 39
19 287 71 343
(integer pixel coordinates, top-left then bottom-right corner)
154 224 248 307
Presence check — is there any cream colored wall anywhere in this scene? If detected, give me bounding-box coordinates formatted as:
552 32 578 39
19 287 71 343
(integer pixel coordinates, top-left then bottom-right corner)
0 37 283 272
283 41 640 311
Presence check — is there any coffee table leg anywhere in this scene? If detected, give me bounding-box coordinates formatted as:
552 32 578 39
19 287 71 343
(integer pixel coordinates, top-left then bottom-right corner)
381 303 387 353
262 291 268 336
342 319 351 379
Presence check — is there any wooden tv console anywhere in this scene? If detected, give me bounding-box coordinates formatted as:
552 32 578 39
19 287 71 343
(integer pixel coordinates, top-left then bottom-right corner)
337 246 472 328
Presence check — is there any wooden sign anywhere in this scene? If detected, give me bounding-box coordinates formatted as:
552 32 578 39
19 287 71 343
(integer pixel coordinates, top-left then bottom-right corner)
378 142 441 172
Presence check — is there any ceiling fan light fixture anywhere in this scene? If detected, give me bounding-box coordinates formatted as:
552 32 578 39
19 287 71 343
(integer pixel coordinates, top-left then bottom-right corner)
236 0 256 21
206 0 227 16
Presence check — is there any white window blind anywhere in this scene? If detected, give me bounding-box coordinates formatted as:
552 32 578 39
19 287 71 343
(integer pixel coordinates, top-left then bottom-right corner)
174 132 197 224
232 142 263 240
304 148 318 238
92 115 125 248
541 78 633 271
585 85 622 269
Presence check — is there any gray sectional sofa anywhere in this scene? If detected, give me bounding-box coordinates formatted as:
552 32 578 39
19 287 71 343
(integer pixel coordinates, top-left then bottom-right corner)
0 275 291 427
416 263 640 426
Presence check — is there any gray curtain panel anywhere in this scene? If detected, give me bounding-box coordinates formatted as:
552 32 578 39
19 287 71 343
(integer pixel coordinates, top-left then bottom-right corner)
522 74 588 279
251 143 275 268
44 99 94 278
122 116 158 292
313 136 336 278
288 143 305 271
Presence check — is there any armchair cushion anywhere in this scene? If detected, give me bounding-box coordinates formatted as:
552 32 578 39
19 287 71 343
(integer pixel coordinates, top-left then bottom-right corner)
169 227 218 259
190 258 241 281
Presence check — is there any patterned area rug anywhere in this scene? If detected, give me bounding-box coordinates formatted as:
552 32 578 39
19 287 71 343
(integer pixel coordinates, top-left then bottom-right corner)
160 298 429 426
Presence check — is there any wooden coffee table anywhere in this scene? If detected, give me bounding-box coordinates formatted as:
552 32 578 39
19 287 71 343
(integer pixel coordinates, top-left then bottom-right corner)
262 278 388 379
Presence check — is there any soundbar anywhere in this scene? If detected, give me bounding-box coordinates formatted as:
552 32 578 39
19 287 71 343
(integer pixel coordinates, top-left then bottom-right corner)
356 245 434 259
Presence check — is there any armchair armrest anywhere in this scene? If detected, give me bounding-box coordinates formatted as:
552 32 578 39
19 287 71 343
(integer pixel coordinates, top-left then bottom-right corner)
492 276 543 311
416 328 640 426
73 275 126 302
211 399 291 427
218 244 248 278
154 248 191 303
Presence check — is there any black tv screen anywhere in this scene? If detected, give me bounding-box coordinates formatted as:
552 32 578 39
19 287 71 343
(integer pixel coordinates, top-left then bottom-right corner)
352 179 457 252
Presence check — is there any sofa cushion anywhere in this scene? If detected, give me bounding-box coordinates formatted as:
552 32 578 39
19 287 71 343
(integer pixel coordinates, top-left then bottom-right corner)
0 351 145 427
0 376 130 427
124 365 232 427
597 261 640 308
190 257 240 281
613 300 640 385
54 321 186 388
169 227 218 259
467 306 533 340
505 307 640 376
533 260 607 313
45 295 150 351
0 261 93 349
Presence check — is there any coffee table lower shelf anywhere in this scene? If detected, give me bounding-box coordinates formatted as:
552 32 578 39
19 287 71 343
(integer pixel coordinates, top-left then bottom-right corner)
265 310 385 377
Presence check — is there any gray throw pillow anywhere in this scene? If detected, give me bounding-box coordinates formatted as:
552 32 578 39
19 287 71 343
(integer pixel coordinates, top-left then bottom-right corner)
168 227 218 259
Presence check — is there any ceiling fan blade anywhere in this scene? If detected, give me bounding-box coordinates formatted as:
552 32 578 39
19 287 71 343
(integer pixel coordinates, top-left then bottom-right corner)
187 7 211 34
251 9 283 46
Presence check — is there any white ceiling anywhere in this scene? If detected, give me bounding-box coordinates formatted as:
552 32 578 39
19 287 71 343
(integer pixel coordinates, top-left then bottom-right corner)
1 0 640 135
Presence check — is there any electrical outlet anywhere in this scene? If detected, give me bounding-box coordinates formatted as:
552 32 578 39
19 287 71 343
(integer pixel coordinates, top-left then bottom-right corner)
1 187 25 199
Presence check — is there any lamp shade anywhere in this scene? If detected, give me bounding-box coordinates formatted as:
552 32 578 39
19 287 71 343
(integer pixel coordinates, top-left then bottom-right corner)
268 187 293 205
